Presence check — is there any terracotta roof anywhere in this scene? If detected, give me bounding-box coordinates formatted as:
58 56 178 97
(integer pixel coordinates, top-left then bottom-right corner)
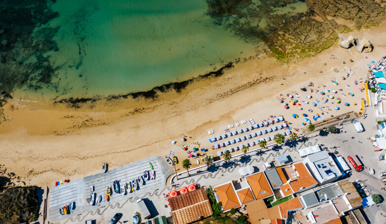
169 188 213 224
214 183 240 211
260 219 283 224
246 173 273 199
276 168 287 183
279 184 294 197
290 163 318 192
278 197 303 218
338 180 362 208
245 199 281 224
325 218 343 224
237 188 255 204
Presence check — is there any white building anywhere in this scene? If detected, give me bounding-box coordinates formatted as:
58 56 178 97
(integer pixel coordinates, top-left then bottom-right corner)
303 151 343 184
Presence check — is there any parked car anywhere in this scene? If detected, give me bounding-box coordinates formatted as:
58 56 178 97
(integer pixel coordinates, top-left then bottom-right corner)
353 120 364 133
109 213 122 224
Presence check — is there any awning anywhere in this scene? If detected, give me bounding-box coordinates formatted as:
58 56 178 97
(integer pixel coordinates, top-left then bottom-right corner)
374 71 385 78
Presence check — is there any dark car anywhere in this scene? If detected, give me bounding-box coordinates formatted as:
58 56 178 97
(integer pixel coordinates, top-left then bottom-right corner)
109 213 122 224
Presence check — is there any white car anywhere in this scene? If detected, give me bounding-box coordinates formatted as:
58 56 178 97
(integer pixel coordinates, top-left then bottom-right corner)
353 120 364 133
89 192 96 206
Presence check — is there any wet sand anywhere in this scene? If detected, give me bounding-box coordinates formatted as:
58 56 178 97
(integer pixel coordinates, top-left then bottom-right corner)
1 23 386 187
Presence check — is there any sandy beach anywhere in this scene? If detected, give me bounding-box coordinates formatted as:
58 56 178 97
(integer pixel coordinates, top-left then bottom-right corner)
1 22 386 187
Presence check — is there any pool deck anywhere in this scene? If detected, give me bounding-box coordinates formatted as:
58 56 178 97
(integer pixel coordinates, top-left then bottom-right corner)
48 156 173 222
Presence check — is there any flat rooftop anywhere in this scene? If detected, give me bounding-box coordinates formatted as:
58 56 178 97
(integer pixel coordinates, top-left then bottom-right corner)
315 183 344 202
312 204 339 223
48 156 172 222
304 151 342 183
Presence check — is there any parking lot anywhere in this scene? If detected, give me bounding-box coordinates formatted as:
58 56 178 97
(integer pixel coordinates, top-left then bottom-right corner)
48 156 173 222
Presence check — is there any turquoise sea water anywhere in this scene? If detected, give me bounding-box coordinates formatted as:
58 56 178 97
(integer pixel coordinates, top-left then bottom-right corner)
40 0 259 98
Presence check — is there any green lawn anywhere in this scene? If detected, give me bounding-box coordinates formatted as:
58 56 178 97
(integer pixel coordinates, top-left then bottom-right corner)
270 195 293 207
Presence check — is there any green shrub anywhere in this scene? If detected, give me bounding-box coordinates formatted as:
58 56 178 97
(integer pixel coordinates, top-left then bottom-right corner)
328 126 338 133
230 208 236 215
308 124 315 131
371 88 376 93
372 194 382 203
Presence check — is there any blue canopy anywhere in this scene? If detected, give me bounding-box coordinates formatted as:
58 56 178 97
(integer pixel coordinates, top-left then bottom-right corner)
375 71 385 78
379 83 386 90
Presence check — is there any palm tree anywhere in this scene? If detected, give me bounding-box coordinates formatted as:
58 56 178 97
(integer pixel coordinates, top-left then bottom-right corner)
242 145 249 158
222 150 232 163
308 124 315 131
258 140 267 156
274 134 285 145
182 159 192 176
290 132 297 148
204 156 213 170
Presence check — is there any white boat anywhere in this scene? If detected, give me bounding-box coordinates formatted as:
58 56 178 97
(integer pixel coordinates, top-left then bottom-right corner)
102 163 108 173
121 183 126 195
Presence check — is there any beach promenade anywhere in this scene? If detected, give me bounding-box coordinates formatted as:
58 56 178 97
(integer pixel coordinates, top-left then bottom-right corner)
48 156 173 222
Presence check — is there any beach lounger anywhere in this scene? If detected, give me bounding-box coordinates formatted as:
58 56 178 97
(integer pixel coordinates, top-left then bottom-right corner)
254 140 260 145
260 138 265 142
226 131 232 137
221 133 227 139
235 122 240 126
270 135 275 140
268 120 273 125
225 141 230 146
249 141 255 146
244 143 249 147
281 131 286 136
248 125 253 130
237 145 243 150
274 118 279 123
249 119 255 125
209 137 216 143
286 130 291 135
278 117 284 122
266 127 272 133
230 139 236 144
282 123 288 127
241 135 247 140
263 121 269 126
228 148 233 153
243 127 248 132
217 151 222 156
241 120 247 124
265 136 270 142
214 144 219 149
258 122 263 127
251 132 257 138
235 138 241 143
256 131 262 136
222 149 227 154
246 134 252 139
277 124 282 130
253 124 259 129
272 126 277 131
216 135 222 140
237 129 243 134
232 130 237 136
262 129 267 134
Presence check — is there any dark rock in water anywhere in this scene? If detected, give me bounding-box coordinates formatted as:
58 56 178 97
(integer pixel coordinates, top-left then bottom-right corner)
0 186 40 223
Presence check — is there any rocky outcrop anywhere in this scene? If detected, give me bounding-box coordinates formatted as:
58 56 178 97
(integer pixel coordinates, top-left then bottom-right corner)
0 186 40 223
340 36 374 53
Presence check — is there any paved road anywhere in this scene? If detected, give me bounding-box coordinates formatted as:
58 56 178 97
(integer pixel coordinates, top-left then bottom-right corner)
48 156 173 222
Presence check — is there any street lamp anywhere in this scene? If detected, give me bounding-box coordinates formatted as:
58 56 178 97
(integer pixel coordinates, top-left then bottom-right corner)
169 150 178 181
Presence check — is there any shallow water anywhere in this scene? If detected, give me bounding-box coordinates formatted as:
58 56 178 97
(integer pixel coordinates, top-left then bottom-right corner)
40 0 263 98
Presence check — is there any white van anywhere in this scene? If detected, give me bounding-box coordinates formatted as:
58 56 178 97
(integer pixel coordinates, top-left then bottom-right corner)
353 120 364 133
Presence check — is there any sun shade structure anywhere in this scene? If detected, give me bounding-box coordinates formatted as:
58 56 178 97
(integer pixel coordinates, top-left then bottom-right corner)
169 190 178 198
170 188 213 224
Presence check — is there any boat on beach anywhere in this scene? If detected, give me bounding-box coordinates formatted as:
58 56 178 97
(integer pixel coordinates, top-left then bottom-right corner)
102 163 108 173
144 171 149 180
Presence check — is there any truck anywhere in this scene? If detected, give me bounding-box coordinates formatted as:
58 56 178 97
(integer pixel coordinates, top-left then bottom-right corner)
347 155 363 172
137 198 151 219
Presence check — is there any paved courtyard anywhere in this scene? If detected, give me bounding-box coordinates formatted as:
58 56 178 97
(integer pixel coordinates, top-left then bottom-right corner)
48 156 173 222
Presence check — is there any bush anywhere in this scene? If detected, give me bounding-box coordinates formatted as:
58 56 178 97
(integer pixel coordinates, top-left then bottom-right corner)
328 126 338 133
230 208 236 215
372 194 382 203
308 124 315 131
236 215 250 224
371 88 376 93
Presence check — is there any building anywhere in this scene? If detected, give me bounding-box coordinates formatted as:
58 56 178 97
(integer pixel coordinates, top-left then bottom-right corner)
303 151 343 184
245 199 282 224
213 182 241 211
246 172 274 200
265 168 287 190
279 163 318 197
169 188 213 224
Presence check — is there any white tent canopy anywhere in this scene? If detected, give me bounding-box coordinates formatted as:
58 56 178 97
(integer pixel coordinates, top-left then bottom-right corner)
246 165 254 174
298 145 321 157
239 167 248 176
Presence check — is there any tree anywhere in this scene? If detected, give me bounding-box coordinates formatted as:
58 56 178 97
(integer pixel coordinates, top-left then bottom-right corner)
230 208 236 215
182 159 192 176
204 156 213 170
308 124 315 131
236 215 250 224
242 145 249 158
274 133 285 145
290 132 297 142
258 140 267 156
328 126 338 133
222 150 232 163
372 194 382 204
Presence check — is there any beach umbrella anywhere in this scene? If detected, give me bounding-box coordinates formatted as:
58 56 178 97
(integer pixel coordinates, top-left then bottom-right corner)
306 95 312 99
188 184 196 192
283 102 287 105
292 114 298 118
188 154 193 158
345 102 350 106
293 99 298 103
239 167 248 176
201 148 206 152
303 101 308 104
301 87 307 92
328 95 334 99
183 147 187 151
320 91 325 95
284 105 289 109
298 107 303 110
246 165 254 174
277 99 283 103
353 103 357 106
334 82 338 85
179 187 188 195
333 90 337 93
326 89 330 93
349 93 354 96
334 106 340 110
312 102 317 107
291 101 295 105
193 147 198 151
181 138 186 142
169 190 178 198
302 122 306 125
303 114 308 117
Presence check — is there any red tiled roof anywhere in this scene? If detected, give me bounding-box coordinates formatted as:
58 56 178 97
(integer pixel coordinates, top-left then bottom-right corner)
214 183 240 211
247 173 273 199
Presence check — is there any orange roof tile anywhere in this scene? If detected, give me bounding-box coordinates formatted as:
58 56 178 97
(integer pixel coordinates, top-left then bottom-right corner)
247 173 273 199
278 197 303 218
289 163 317 192
280 184 294 197
325 218 343 224
237 188 255 204
245 199 281 224
214 183 240 211
276 168 287 183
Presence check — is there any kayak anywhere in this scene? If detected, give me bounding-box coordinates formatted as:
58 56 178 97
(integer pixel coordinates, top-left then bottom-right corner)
149 162 153 170
121 183 126 195
113 180 120 194
105 194 110 202
63 206 68 215
129 181 133 193
144 171 149 181
59 207 64 215
106 186 112 196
